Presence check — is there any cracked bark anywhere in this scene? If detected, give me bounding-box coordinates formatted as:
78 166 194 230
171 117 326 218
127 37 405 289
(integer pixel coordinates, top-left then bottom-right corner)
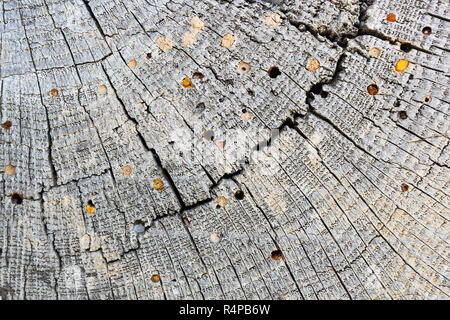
0 0 448 300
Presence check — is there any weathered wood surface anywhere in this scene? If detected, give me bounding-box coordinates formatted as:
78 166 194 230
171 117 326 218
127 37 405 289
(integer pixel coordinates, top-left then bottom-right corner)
0 0 449 299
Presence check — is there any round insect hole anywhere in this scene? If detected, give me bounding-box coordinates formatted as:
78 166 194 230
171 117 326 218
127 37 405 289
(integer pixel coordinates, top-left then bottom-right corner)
401 183 410 192
268 66 281 78
133 220 146 234
367 84 379 95
422 26 431 36
423 95 431 103
234 190 244 200
400 43 413 53
146 53 152 59
271 249 284 260
310 83 323 95
192 71 204 79
398 111 408 120
320 90 329 98
11 193 23 205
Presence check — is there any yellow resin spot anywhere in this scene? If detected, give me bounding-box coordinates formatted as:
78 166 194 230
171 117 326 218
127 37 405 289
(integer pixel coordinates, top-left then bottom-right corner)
307 58 320 71
263 13 281 26
128 59 137 68
182 32 197 48
221 33 235 48
98 85 107 94
156 36 174 52
5 164 16 175
86 202 95 214
181 76 194 88
217 196 228 207
395 59 409 72
190 16 205 33
153 178 164 191
241 110 252 120
122 165 132 176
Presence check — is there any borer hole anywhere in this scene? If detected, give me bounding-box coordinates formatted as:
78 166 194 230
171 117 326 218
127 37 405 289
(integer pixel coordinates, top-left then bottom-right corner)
268 66 281 78
11 193 23 205
193 71 204 79
422 26 431 36
234 190 244 200
310 83 323 95
398 111 408 120
400 43 412 52
401 183 410 192
271 249 284 260
367 84 379 95
423 95 431 103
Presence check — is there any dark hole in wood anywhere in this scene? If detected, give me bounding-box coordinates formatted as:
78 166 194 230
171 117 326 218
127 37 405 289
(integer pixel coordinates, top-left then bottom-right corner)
320 90 329 98
400 43 412 52
219 98 224 103
234 190 244 200
11 193 23 205
422 26 431 35
398 111 408 120
242 108 247 113
133 220 145 233
247 89 254 96
367 84 379 95
271 249 284 260
310 83 323 95
146 53 152 59
87 200 95 208
394 100 400 107
401 183 409 192
193 71 204 79
268 66 281 78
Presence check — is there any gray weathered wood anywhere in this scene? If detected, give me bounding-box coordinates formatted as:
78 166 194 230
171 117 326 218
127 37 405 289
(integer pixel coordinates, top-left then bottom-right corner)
0 0 448 299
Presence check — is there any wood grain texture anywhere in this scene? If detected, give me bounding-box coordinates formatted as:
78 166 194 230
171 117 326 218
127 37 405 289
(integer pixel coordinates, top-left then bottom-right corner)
0 0 448 300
